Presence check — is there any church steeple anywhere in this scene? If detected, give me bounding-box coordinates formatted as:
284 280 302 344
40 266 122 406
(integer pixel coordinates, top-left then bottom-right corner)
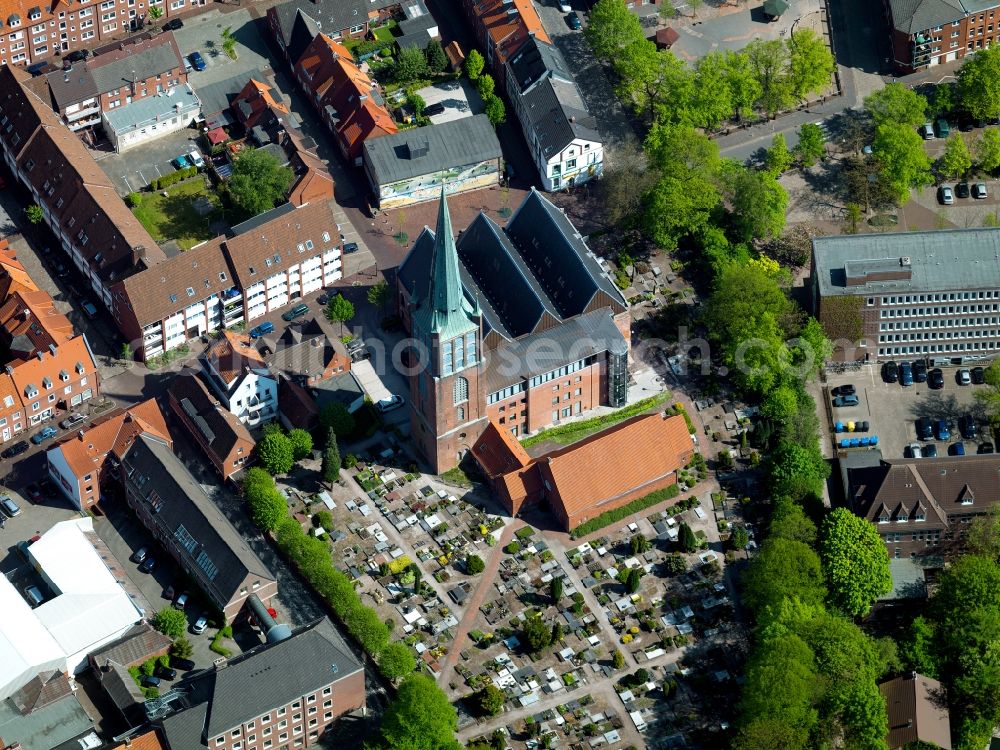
428 185 466 333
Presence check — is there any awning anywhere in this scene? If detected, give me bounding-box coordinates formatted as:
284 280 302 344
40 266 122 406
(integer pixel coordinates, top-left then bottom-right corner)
205 126 229 145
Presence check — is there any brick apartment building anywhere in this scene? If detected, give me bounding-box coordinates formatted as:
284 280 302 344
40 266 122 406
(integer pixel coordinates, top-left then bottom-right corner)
812 228 1000 362
458 0 549 79
120 434 277 619
46 396 171 510
41 31 188 132
846 453 1000 559
157 618 364 750
0 243 99 445
0 0 207 70
0 65 343 363
267 0 401 66
397 187 629 473
885 0 1000 72
473 412 694 530
167 373 254 481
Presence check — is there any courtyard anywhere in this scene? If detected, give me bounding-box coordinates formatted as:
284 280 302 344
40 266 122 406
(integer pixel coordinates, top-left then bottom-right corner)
131 177 226 251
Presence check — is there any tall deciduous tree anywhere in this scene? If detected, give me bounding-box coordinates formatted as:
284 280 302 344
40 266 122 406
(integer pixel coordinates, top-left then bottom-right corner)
367 279 390 313
957 45 1000 120
723 49 763 121
464 49 484 81
796 122 826 166
257 432 295 475
152 608 187 639
691 51 735 129
864 82 928 128
320 402 355 438
765 133 793 174
287 428 313 460
584 0 645 61
393 46 429 83
741 538 826 617
599 136 658 225
975 127 1000 172
724 164 788 242
938 133 973 178
872 123 933 204
746 39 793 116
787 28 834 100
227 149 294 217
767 440 829 500
484 95 506 126
379 674 461 750
325 294 355 334
379 641 417 681
820 508 891 618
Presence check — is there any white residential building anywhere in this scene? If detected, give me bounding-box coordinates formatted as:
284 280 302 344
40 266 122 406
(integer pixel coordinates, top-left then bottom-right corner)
202 331 279 426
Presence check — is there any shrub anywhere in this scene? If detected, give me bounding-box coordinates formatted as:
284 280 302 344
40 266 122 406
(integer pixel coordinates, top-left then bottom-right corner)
126 192 142 208
570 483 681 538
466 554 486 575
504 541 521 554
388 555 412 575
152 608 187 639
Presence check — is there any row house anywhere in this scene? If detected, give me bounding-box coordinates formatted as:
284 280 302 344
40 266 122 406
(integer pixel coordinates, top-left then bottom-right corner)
293 33 396 166
43 31 187 132
458 0 550 79
886 0 1000 72
0 0 210 70
120 433 278 620
45 397 170 510
506 37 603 191
268 0 401 68
201 330 279 427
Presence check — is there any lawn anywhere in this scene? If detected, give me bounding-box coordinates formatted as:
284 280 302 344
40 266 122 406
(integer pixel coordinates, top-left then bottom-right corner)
132 178 223 250
371 24 396 43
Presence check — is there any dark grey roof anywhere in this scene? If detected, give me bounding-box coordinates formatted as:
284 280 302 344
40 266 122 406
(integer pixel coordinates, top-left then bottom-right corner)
310 371 364 410
0 692 96 750
272 0 396 56
88 38 184 96
813 227 1000 297
45 66 98 110
196 69 263 118
120 435 275 612
396 1 438 50
89 622 173 669
888 0 965 32
230 201 297 237
287 9 322 67
507 37 600 158
270 322 347 381
158 618 363 746
363 114 501 186
481 308 628 394
505 189 626 318
171 373 254 464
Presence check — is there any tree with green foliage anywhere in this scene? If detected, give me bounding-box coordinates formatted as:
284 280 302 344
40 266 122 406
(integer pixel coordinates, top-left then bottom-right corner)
120 342 133 365
256 431 295 475
585 0 646 61
820 508 891 618
227 149 294 217
958 45 1000 120
243 467 288 530
690 51 735 129
393 46 429 83
629 534 651 555
148 5 163 21
769 498 818 545
765 132 793 174
864 82 928 128
221 26 237 60
465 554 485 575
367 279 390 313
476 73 495 101
424 39 447 73
843 201 862 234
551 576 563 603
731 526 750 550
523 613 552 653
767 440 829 500
932 81 956 118
152 608 188 639
379 673 461 750
741 538 826 618
724 163 788 242
321 428 340 485
464 49 485 81
723 49 763 121
902 616 939 678
678 522 698 552
872 123 934 205
170 636 193 658
746 38 793 116
796 122 826 167
320 402 355 438
474 683 506 717
938 132 973 178
378 641 417 681
287 428 312 460
975 127 1000 172
484 95 506 126
642 123 721 249
325 294 355 335
787 28 834 100
613 40 691 124
625 568 642 594
550 621 563 645
25 204 43 224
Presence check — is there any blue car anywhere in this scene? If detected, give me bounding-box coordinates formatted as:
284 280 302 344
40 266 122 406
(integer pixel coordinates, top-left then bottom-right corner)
188 51 206 71
935 419 951 441
172 154 190 169
949 442 966 456
248 321 274 339
899 361 913 386
30 426 57 445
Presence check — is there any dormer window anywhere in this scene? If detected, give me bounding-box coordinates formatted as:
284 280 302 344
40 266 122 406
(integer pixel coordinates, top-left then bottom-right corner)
24 384 38 398
272 254 280 264
878 514 889 524
305 239 314 250
169 294 177 303
59 369 69 381
186 287 195 297
24 159 34 171
219 272 227 282
249 266 256 275
322 231 330 243
42 377 52 389
75 361 85 375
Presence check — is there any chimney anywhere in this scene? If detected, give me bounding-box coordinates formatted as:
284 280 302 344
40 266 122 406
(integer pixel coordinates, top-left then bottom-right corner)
36 351 44 362
311 337 321 348
78 430 85 440
48 343 57 356
213 656 228 670
22 308 30 320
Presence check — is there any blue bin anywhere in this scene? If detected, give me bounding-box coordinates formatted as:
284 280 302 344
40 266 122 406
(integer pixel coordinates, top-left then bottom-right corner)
849 438 861 447
870 435 879 445
860 437 870 446
835 422 844 433
839 439 850 448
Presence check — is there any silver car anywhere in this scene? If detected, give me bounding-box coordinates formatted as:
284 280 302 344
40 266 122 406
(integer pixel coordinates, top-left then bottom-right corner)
938 185 955 205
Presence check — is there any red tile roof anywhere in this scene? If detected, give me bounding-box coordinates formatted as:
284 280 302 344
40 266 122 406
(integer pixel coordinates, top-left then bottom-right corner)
472 0 550 67
233 78 290 130
204 330 265 385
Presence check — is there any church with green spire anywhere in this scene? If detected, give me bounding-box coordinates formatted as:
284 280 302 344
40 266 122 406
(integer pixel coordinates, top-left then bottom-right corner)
397 185 630 474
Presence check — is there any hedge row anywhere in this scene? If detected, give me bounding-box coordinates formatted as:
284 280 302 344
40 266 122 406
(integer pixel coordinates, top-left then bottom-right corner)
570 482 681 539
150 165 197 191
520 391 672 448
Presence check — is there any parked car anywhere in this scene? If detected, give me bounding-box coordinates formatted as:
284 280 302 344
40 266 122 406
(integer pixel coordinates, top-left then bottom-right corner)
342 242 359 254
900 361 913 386
938 185 955 205
958 368 972 385
907 442 923 458
913 360 928 382
187 150 205 169
559 0 572 9
949 442 966 456
60 413 86 430
936 419 951 441
281 303 309 322
376 394 406 413
140 675 160 688
188 51 206 71
916 417 934 440
959 414 978 439
1 440 29 459
423 102 446 117
172 154 190 169
936 118 951 137
131 546 149 563
173 591 190 610
972 366 986 384
163 583 175 601
248 321 274 339
955 182 971 199
155 665 177 680
979 441 995 454
171 657 196 671
30 426 58 445
317 293 330 306
64 49 89 63
920 122 935 139
924 443 939 458
929 368 945 389
163 18 183 30
81 299 99 318
832 395 860 408
191 614 208 634
832 384 856 396
973 182 989 199
25 483 43 503
1 495 21 517
882 360 899 383
139 556 157 574
567 10 582 28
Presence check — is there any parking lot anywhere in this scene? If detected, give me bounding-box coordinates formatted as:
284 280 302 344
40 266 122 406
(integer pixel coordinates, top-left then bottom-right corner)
822 363 993 460
415 79 483 124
